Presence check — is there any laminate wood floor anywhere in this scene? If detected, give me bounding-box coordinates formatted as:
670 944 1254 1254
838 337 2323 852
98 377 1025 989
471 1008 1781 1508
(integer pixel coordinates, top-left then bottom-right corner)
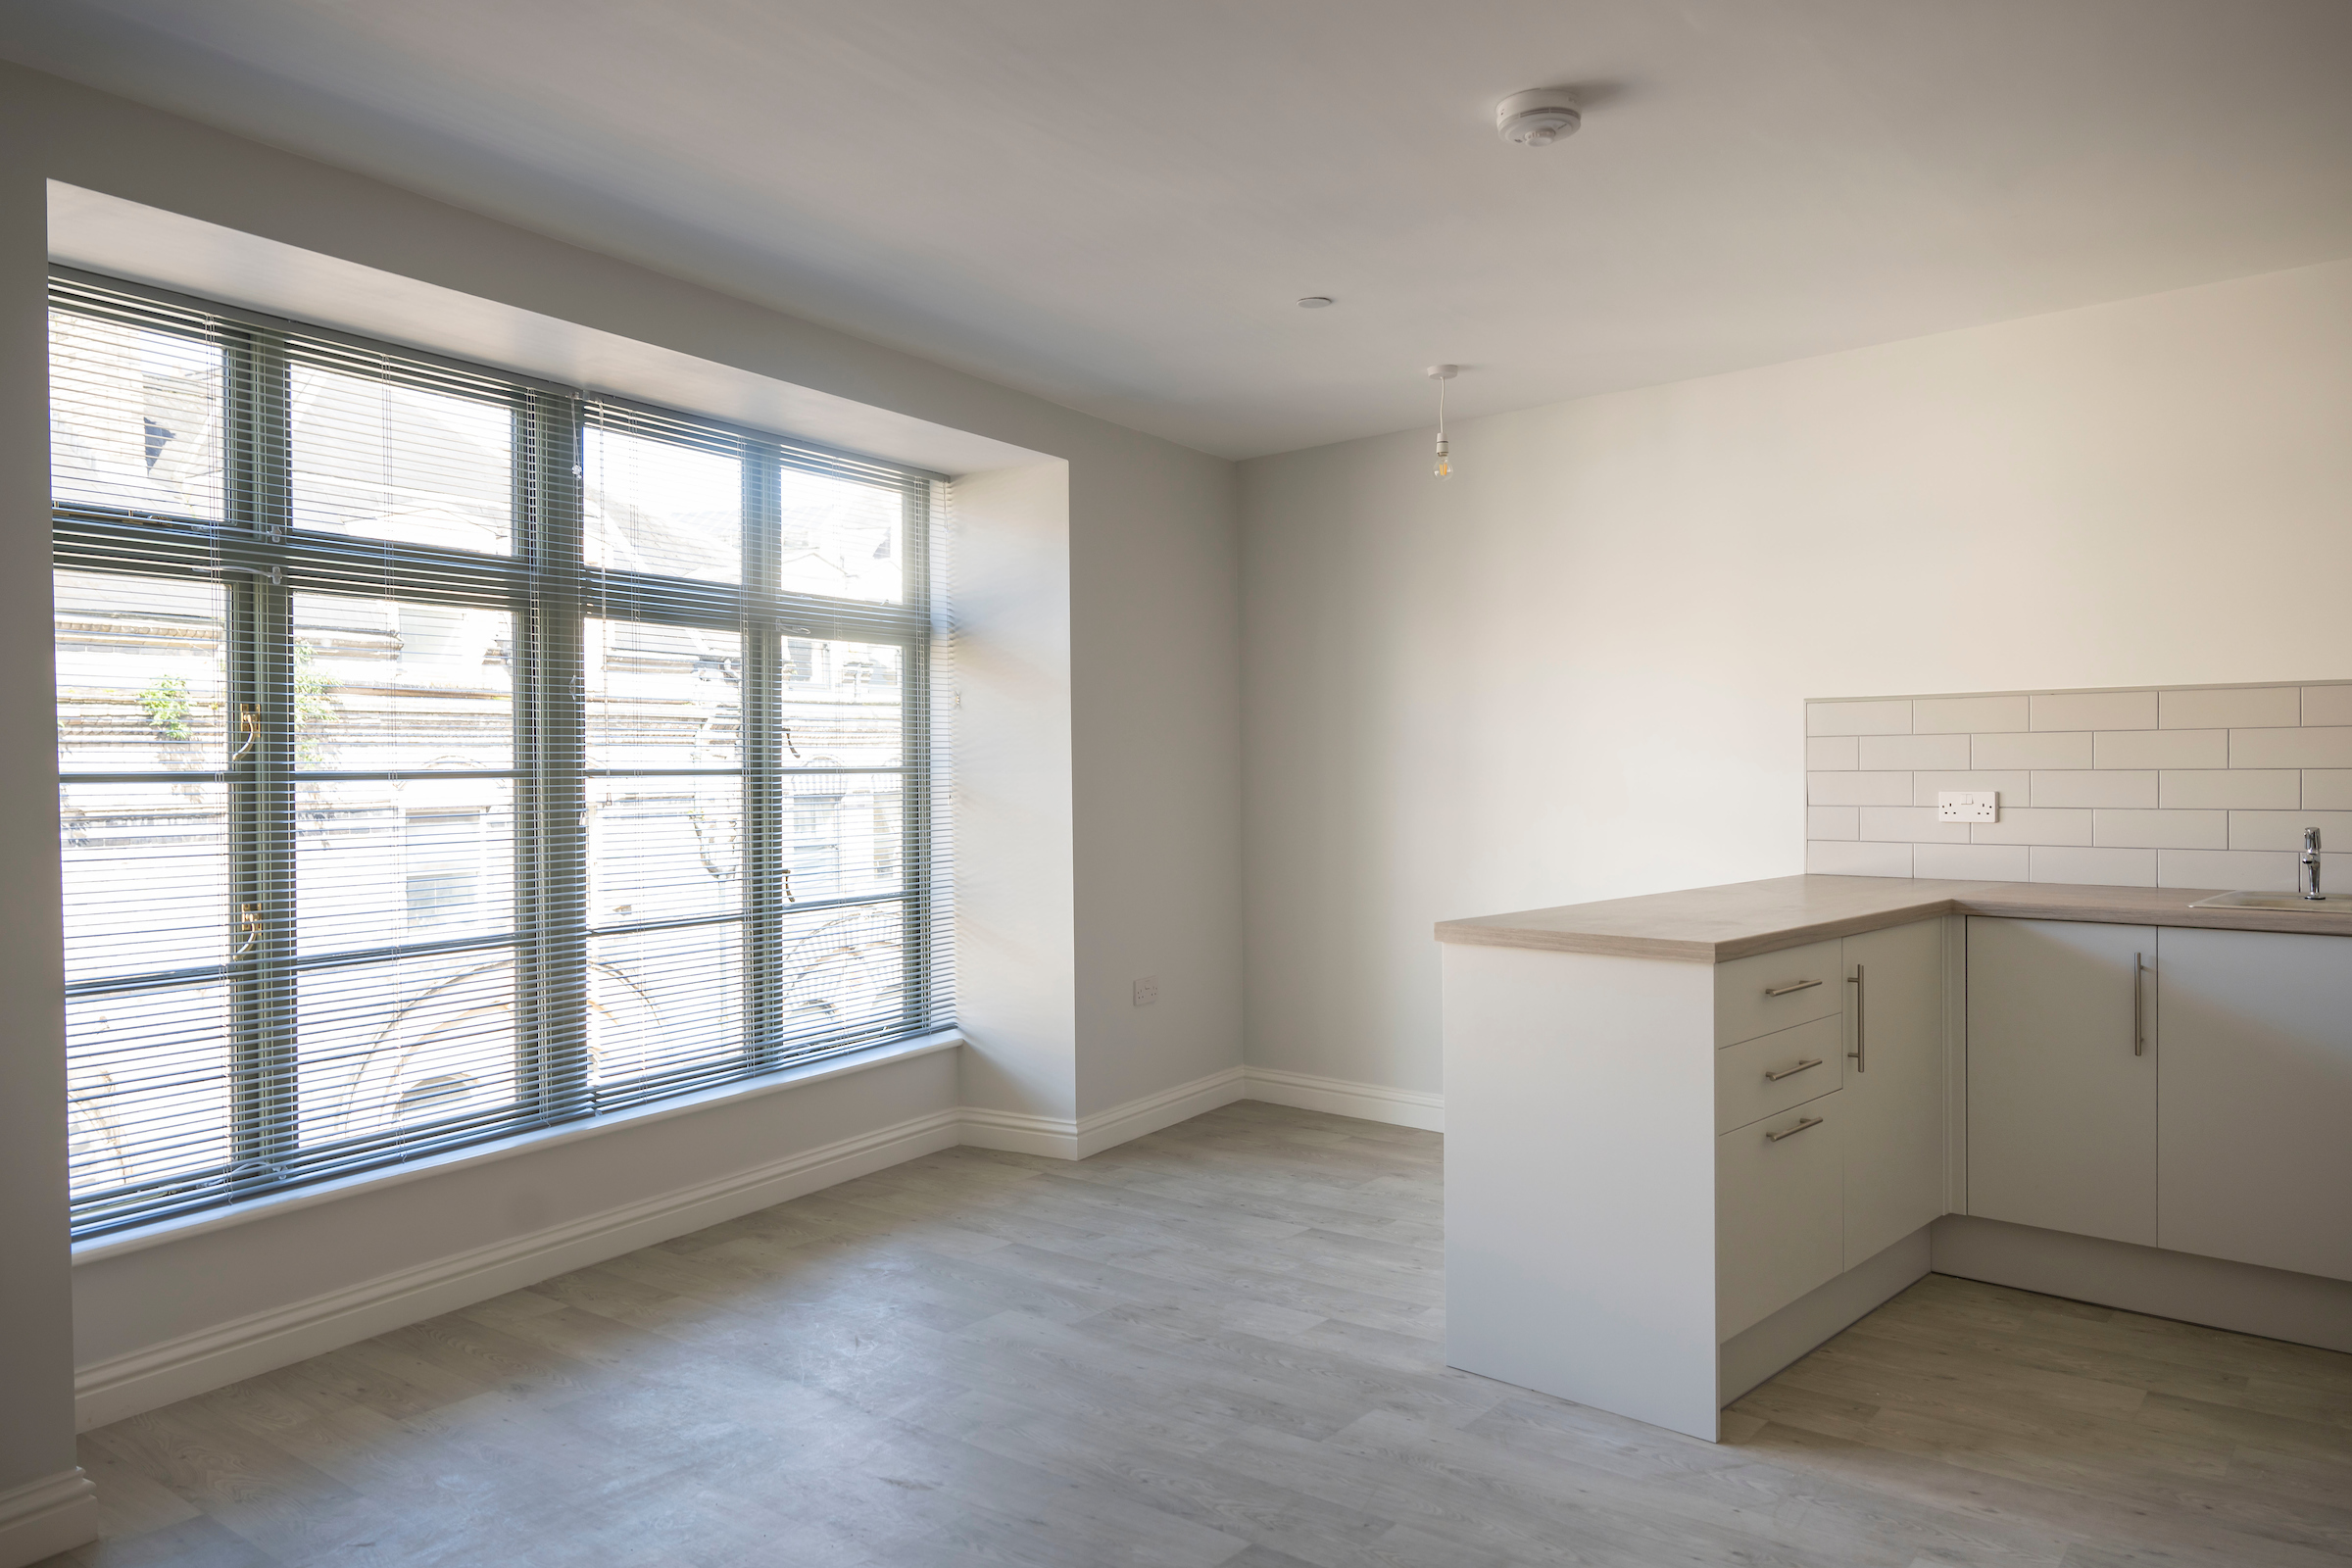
49 1102 2352 1567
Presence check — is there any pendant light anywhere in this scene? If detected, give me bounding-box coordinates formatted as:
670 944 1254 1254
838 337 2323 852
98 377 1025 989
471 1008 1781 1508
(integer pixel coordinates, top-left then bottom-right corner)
1428 365 1458 478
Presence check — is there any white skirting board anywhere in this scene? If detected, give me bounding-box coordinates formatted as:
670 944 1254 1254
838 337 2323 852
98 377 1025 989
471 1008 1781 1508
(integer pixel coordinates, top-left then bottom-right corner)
0 1469 98 1568
961 1066 1250 1158
1241 1065 1444 1132
1932 1214 2352 1354
73 1062 1443 1430
73 1108 965 1430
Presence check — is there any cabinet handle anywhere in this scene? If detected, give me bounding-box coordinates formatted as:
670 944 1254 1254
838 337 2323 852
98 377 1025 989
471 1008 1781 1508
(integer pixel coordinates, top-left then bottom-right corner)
1846 963 1865 1073
1763 1057 1824 1082
1764 978 1822 997
2133 952 2145 1056
1766 1115 1825 1143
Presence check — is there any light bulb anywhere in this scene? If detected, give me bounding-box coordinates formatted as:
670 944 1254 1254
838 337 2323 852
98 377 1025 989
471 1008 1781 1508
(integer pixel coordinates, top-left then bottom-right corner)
1427 364 1458 478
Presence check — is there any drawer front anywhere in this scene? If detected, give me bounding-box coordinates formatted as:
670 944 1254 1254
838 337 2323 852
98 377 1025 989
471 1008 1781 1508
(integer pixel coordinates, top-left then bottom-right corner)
1716 1013 1843 1134
1717 1094 1844 1340
1715 938 1843 1047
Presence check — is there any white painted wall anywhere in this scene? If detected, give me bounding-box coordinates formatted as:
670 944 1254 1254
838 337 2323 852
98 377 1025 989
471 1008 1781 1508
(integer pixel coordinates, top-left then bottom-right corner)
0 59 1241 1495
1240 256 2352 1099
0 93 96 1568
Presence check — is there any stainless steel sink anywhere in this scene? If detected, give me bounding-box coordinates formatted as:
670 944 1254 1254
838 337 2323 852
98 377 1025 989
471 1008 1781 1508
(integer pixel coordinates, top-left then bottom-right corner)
2188 890 2344 911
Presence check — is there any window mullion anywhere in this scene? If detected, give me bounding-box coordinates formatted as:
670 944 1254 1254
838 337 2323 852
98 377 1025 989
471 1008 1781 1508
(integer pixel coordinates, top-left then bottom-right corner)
514 390 589 1124
226 330 297 1188
899 487 931 1038
742 441 785 1070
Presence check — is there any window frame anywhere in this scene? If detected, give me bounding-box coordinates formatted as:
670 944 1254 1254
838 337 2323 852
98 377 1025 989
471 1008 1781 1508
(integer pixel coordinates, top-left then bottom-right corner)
51 269 948 1239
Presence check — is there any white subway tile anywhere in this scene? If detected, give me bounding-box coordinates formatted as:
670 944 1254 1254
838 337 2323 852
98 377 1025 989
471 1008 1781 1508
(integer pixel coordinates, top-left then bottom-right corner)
1809 771 1913 807
2302 685 2352 727
1913 695 2028 734
2095 729 2226 769
2226 810 2352 851
2161 685 2299 729
2157 849 2297 893
2092 808 2227 850
1859 806 1969 844
2160 770 2300 809
1807 840 1911 878
1808 700 1911 736
1806 806 1858 840
1912 843 2030 881
1805 736 1859 770
1971 808 2092 846
2307 770 2352 809
1973 731 2092 770
2030 770 2158 808
2029 846 2156 887
1910 771 2029 808
2230 727 2352 768
1858 733 1971 770
2030 691 2155 731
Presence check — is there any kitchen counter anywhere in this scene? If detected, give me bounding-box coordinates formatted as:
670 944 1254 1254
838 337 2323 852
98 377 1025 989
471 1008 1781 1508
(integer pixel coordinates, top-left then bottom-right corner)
1434 874 2352 961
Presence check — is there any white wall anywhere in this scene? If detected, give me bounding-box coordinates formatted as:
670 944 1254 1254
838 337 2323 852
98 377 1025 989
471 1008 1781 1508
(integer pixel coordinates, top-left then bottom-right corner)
0 93 95 1568
1240 256 2352 1099
0 59 1241 1497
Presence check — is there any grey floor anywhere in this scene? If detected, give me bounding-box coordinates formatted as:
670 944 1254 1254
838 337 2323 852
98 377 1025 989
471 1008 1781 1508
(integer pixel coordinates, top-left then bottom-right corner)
52 1101 2352 1566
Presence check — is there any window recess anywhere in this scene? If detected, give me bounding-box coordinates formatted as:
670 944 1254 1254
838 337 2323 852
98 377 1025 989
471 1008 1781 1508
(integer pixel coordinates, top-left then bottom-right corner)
50 270 953 1239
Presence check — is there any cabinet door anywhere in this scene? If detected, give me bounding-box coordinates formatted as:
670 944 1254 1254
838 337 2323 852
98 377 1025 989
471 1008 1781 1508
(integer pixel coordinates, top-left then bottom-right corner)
1718 1096 1844 1340
2157 927 2352 1283
1840 918 1946 1266
1966 917 2156 1246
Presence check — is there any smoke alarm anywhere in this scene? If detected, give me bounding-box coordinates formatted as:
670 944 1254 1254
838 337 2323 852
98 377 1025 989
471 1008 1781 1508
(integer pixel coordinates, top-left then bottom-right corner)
1496 88 1581 147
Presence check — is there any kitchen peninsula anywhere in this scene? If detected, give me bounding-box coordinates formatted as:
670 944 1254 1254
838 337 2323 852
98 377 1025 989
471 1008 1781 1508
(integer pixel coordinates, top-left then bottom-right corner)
1438 874 2352 1441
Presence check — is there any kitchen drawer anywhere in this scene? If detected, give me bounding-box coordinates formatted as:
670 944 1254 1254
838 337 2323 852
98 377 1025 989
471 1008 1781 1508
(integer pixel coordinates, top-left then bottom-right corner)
1715 938 1842 1048
1717 1094 1844 1340
1716 1013 1842 1134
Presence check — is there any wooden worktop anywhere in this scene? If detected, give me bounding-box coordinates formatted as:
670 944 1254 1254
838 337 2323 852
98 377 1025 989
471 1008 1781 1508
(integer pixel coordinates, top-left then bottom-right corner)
1434 874 2352 961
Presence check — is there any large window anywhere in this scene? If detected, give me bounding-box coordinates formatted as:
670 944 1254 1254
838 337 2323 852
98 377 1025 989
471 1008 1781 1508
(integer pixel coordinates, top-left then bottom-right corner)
49 271 951 1239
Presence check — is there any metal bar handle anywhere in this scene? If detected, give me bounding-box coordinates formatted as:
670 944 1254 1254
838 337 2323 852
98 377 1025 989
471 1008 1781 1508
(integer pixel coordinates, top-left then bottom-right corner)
2133 952 2145 1056
1766 1115 1825 1143
1763 1057 1824 1082
232 706 260 762
1846 963 1866 1073
234 903 263 957
1764 978 1822 998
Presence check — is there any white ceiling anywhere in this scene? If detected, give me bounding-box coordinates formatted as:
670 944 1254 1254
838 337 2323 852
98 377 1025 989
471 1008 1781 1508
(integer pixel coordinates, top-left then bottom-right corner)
6 0 2352 460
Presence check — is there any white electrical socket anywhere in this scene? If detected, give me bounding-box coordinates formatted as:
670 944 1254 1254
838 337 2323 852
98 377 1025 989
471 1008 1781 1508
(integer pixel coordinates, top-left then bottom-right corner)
1133 976 1159 1007
1936 790 1998 823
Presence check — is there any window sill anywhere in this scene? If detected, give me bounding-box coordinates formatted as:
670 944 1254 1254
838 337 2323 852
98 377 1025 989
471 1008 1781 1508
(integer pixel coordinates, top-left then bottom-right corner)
72 1029 964 1265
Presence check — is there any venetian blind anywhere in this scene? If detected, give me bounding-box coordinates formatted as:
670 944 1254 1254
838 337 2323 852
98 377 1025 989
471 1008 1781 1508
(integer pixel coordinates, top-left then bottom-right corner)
49 270 954 1238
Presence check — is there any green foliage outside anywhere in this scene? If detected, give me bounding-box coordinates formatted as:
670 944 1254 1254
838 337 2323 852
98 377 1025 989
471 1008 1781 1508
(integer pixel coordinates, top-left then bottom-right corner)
138 674 193 742
294 643 337 766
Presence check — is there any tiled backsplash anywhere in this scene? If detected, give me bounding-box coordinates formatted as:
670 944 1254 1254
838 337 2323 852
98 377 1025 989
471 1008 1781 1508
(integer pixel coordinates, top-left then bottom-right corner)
1805 681 2352 890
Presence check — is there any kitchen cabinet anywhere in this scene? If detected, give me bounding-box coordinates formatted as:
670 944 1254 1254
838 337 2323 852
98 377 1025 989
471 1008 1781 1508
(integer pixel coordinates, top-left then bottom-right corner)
1966 917 2156 1246
1444 910 1953 1440
2156 926 2352 1283
1839 918 1946 1266
1443 872 2352 1446
1712 918 1945 1342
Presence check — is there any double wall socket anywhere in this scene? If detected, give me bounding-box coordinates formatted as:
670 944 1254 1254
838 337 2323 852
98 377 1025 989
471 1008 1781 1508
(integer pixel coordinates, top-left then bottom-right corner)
1936 790 1998 823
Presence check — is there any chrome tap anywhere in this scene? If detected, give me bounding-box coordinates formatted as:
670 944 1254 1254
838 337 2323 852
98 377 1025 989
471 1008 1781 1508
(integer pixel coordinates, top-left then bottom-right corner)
2302 827 2324 900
